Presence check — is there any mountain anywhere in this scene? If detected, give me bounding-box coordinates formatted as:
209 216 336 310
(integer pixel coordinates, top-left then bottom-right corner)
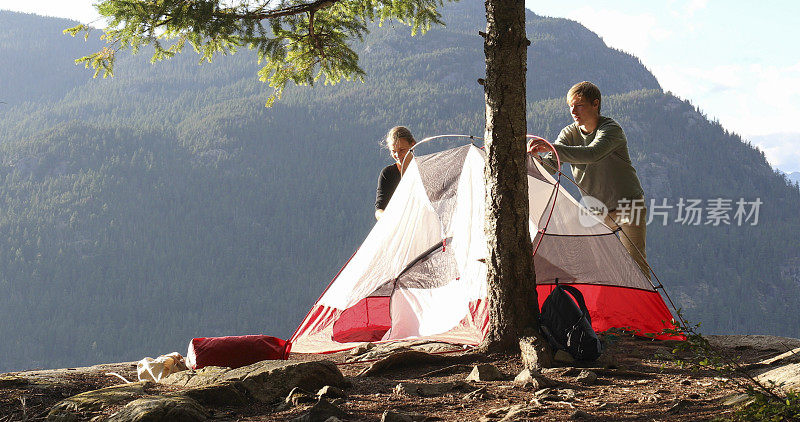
1 4 799 372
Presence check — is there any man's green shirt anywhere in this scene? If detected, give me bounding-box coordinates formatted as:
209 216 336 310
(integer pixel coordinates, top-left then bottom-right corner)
541 116 644 211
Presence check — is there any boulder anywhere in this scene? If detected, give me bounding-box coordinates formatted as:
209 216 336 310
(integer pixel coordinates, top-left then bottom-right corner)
0 376 29 388
756 362 800 393
394 381 468 397
176 381 249 407
164 360 346 404
576 370 598 386
462 386 493 401
286 386 317 406
513 369 553 390
569 410 592 420
162 366 228 388
47 382 147 421
317 385 346 399
358 350 449 376
106 396 208 421
466 364 504 382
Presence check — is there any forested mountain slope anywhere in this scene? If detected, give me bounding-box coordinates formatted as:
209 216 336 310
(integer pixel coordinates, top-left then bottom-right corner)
1 3 798 372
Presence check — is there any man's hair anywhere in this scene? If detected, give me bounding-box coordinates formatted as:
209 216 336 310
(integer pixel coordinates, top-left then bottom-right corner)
568 81 602 112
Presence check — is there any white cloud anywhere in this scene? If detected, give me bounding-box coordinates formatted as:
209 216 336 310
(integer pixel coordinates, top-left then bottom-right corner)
750 133 800 174
651 61 800 138
559 6 672 57
0 0 100 23
685 0 709 16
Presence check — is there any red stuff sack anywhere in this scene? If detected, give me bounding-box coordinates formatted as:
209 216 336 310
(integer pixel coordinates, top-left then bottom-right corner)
187 335 289 369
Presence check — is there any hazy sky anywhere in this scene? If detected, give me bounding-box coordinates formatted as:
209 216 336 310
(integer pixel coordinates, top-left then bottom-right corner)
1 0 798 172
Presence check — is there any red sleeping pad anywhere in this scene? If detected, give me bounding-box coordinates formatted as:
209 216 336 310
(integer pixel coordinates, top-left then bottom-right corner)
187 335 289 369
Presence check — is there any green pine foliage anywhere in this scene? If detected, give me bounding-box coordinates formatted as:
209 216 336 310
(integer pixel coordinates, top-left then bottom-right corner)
65 0 454 105
0 3 799 371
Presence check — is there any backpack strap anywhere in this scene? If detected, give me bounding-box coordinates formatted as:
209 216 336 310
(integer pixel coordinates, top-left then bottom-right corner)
557 284 592 325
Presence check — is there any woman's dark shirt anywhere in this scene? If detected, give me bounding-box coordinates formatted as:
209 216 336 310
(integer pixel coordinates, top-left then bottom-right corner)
375 164 401 210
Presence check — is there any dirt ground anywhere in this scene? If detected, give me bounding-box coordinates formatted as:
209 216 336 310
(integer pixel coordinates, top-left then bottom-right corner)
2 334 797 421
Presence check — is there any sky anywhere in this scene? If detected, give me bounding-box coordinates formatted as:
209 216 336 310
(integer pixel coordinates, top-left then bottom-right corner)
1 0 798 173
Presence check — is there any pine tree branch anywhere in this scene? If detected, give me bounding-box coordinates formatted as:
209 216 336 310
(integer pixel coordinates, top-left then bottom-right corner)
213 0 340 21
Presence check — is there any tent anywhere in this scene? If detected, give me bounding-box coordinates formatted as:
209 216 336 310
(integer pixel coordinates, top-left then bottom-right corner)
289 142 677 354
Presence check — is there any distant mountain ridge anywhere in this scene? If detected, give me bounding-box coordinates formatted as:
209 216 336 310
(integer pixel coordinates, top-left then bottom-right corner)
0 4 799 372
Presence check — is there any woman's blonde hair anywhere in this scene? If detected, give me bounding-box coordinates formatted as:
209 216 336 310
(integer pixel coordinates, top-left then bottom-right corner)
385 126 416 146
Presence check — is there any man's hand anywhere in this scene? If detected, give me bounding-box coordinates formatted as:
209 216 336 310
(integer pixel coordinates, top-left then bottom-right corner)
527 136 551 154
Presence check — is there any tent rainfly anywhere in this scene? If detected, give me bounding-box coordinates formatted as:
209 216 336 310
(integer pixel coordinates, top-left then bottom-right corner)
289 142 677 354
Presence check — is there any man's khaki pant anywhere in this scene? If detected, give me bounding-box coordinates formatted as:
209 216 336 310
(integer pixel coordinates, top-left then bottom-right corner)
605 208 650 280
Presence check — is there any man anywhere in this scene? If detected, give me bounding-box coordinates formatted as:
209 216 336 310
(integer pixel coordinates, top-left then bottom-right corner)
528 81 649 279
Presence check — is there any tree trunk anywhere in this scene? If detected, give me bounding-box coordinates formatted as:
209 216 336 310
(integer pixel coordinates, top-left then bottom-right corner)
479 0 549 363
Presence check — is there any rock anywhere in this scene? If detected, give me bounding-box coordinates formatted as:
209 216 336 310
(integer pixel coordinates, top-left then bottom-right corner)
0 376 29 388
317 385 345 399
286 386 317 406
721 393 751 407
559 388 577 400
220 360 345 404
597 402 617 411
47 382 147 421
349 342 376 357
358 350 449 376
758 347 800 366
162 360 346 404
499 405 538 421
576 370 598 386
756 362 800 393
596 349 620 368
106 396 208 422
462 386 492 401
381 410 413 422
706 335 800 356
667 399 691 413
394 381 466 397
466 364 504 382
483 405 521 419
569 410 592 420
177 381 249 407
380 410 426 422
554 350 575 364
561 367 581 377
290 398 348 422
162 366 228 388
513 369 553 390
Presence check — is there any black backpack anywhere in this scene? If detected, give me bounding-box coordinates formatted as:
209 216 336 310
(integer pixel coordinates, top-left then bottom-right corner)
539 281 604 361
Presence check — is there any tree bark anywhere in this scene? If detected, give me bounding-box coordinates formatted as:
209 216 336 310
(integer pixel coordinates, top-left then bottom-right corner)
479 0 548 361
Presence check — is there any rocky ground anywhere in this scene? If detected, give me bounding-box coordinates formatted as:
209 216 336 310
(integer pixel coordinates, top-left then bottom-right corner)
2 334 800 421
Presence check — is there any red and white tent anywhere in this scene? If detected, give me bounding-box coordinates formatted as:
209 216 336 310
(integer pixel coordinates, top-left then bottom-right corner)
289 143 676 354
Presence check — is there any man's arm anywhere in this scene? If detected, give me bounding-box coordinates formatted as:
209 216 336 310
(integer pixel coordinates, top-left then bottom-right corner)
551 123 626 164
528 134 565 175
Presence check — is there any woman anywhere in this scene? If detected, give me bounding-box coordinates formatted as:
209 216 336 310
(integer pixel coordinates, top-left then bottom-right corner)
375 126 416 220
